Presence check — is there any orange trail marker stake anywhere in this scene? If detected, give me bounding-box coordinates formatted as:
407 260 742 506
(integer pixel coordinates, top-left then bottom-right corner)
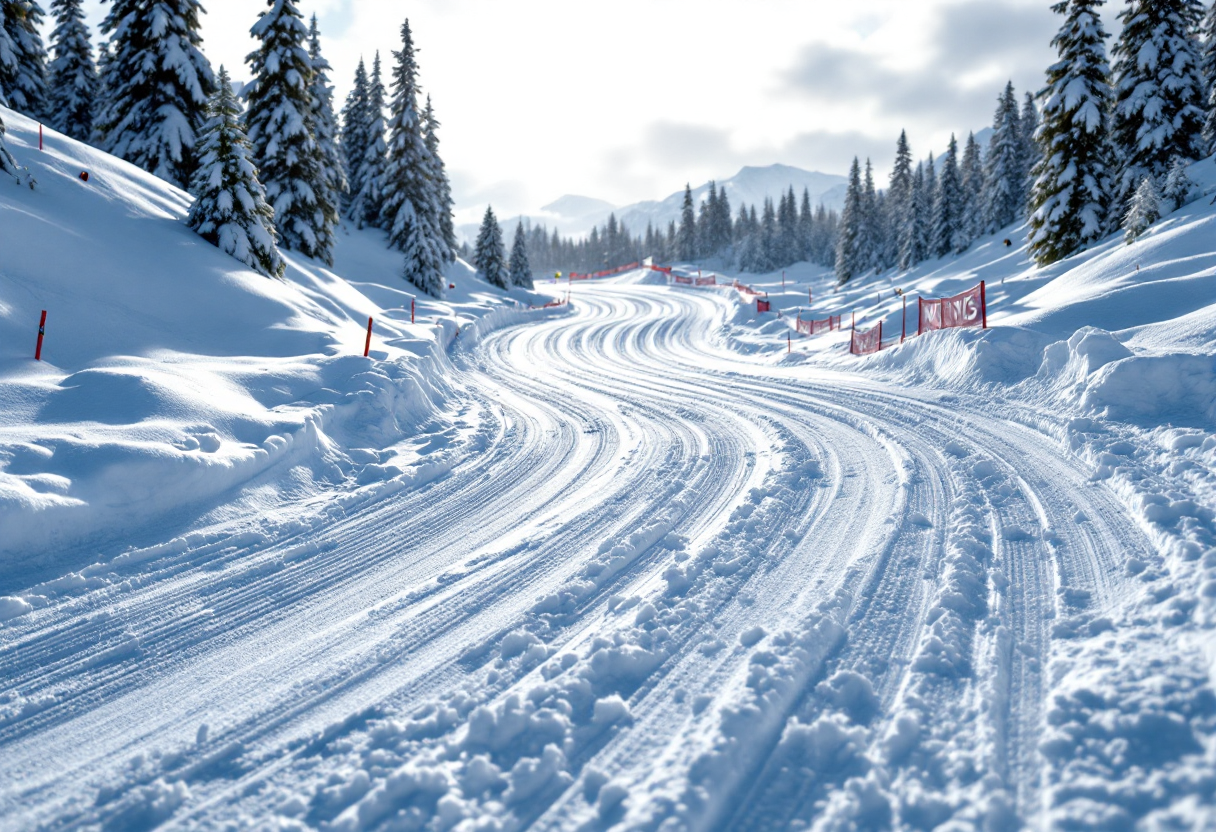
364 317 373 357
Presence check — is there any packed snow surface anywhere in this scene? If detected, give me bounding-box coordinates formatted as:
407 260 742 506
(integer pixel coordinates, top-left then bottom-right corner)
2 110 1216 831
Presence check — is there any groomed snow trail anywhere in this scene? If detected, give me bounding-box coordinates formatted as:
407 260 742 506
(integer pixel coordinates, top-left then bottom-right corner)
0 281 1191 830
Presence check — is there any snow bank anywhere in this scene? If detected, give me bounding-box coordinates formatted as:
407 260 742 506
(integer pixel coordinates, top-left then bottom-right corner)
0 108 561 572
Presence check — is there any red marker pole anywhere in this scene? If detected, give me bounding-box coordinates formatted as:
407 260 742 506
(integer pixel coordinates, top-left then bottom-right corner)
411 298 415 324
363 317 373 357
35 310 46 360
808 288 812 304
787 332 791 353
980 280 988 329
902 295 907 343
39 123 43 151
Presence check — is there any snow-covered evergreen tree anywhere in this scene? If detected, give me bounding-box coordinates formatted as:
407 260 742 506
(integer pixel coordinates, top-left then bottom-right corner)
1111 0 1206 221
307 15 344 253
861 159 879 271
381 20 448 297
1202 1 1216 154
1020 91 1041 204
245 0 331 263
960 131 984 242
474 205 507 289
1123 174 1162 241
351 51 388 229
984 82 1026 232
920 154 937 257
187 66 284 279
423 96 456 259
1 0 46 117
899 158 925 270
1162 155 1196 209
888 130 914 269
835 157 865 284
245 12 321 251
1029 0 1114 266
96 0 214 189
933 135 966 256
677 184 697 260
46 0 95 140
509 221 532 288
1 0 48 118
340 58 371 218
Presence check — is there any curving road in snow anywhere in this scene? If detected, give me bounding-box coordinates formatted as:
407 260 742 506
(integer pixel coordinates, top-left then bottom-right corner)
1 279 1199 830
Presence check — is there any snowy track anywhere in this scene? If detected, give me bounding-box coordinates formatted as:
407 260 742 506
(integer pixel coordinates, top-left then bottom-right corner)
0 282 1187 829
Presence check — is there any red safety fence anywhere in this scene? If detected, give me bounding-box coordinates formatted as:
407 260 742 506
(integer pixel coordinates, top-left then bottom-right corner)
918 281 987 335
757 298 771 313
695 275 717 286
851 321 883 355
732 280 762 296
529 298 569 309
673 275 694 285
650 265 673 275
796 314 841 336
569 261 642 280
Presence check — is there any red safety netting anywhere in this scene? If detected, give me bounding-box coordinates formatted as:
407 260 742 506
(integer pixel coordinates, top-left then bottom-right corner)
673 275 694 285
732 280 762 296
569 262 642 281
851 321 883 355
795 314 840 336
918 281 987 335
650 265 673 275
757 298 771 313
695 275 717 286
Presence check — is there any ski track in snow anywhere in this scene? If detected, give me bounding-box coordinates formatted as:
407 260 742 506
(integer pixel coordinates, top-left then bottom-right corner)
0 282 1206 830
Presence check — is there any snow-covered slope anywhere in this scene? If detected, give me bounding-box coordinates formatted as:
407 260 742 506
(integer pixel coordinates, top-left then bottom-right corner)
0 106 553 569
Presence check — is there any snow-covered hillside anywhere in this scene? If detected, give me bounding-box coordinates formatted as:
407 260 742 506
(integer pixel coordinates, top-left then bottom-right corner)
0 107 553 570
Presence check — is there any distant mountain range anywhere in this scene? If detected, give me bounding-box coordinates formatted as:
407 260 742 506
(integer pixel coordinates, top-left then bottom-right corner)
456 163 849 246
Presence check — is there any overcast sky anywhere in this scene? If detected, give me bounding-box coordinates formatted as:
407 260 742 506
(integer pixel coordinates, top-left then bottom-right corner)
75 0 1121 222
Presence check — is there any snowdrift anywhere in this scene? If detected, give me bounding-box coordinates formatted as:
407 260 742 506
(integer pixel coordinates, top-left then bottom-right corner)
0 107 559 568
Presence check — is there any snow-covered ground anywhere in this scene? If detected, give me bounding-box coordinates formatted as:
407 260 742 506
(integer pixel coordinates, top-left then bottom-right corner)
2 108 1215 830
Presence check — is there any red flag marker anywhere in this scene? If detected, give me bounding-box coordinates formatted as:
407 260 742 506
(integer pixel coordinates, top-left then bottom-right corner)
364 317 373 357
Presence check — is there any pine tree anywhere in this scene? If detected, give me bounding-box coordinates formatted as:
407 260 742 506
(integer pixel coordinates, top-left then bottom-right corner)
474 205 507 289
960 131 984 243
340 58 371 218
798 187 813 261
933 135 966 256
888 130 914 269
307 15 344 257
1202 2 1216 154
423 96 456 259
0 0 48 118
984 82 1026 232
1161 156 1195 210
1020 91 1041 206
509 221 532 288
381 20 448 297
835 157 865 284
677 184 697 260
46 0 94 140
1029 0 1114 266
96 0 214 189
245 0 330 263
1123 174 1162 241
920 154 937 257
900 161 927 270
699 182 716 257
352 51 388 228
859 160 879 271
187 66 284 279
1111 0 1206 221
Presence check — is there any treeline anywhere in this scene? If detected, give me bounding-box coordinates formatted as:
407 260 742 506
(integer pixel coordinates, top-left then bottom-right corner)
836 0 1216 282
471 181 841 280
0 0 456 294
